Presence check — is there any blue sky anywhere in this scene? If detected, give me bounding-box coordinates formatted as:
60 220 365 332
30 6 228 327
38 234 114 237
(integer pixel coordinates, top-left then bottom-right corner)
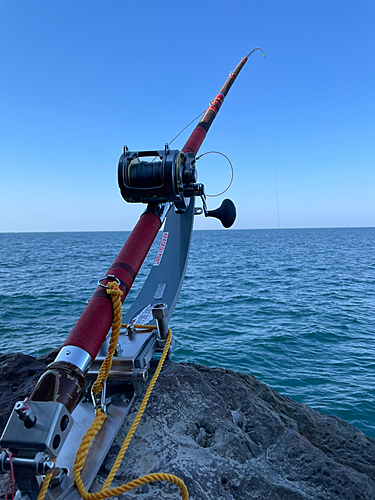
1 0 374 231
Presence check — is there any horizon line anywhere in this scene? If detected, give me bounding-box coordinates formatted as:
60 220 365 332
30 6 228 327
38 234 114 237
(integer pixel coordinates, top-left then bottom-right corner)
1 226 375 235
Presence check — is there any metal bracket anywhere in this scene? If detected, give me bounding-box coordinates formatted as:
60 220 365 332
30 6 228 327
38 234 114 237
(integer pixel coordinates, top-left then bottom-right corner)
1 401 74 459
0 401 74 500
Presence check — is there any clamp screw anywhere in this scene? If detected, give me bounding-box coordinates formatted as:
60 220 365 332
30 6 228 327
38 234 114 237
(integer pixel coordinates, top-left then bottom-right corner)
15 399 36 428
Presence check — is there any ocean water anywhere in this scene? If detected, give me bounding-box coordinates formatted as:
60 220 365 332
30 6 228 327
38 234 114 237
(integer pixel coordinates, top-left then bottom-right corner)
0 228 374 438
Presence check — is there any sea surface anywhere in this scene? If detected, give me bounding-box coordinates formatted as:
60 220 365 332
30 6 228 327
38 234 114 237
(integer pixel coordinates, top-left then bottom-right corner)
0 228 374 438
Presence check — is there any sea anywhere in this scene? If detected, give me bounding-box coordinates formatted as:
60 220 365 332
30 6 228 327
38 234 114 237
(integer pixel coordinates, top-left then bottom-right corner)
0 228 374 439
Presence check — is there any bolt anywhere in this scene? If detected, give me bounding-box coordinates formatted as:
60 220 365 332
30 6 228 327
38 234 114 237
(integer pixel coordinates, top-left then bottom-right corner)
49 468 67 487
44 460 55 474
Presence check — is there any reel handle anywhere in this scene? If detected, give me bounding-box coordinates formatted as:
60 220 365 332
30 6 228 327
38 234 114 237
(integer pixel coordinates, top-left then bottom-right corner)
206 198 236 228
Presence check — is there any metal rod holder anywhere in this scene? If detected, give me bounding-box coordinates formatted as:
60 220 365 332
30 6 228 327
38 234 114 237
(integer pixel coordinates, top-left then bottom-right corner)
152 303 169 340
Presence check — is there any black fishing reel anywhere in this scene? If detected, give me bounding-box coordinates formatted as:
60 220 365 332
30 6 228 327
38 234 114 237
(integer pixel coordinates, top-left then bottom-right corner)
118 144 236 227
118 145 200 211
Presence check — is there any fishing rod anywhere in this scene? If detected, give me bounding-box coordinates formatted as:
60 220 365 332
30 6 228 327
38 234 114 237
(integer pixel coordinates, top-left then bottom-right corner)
183 47 266 156
0 48 265 500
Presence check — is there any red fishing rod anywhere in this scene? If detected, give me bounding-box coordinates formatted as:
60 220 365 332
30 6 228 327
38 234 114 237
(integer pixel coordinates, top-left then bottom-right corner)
183 47 265 156
28 47 266 412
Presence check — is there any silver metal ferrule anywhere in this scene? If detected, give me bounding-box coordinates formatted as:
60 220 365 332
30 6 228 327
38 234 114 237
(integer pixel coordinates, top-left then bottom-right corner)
53 345 92 373
145 202 171 223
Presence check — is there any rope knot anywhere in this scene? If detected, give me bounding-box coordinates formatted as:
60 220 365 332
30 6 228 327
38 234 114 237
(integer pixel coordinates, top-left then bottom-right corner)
106 281 123 297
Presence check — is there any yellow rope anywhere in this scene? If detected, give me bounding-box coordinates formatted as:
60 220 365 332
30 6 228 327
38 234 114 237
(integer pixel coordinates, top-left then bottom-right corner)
36 459 56 500
91 282 123 396
71 281 189 500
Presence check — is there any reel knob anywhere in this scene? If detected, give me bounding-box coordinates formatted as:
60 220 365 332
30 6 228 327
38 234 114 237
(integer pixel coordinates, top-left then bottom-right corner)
206 198 236 228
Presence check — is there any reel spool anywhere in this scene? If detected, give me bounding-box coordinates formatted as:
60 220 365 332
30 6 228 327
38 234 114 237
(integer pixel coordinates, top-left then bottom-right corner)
118 145 201 211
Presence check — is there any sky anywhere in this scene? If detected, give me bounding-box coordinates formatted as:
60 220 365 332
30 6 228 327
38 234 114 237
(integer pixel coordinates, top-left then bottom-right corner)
0 0 374 232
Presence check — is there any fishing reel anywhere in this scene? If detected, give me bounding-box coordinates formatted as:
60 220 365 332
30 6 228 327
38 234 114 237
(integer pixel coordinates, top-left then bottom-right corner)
118 144 199 212
118 144 236 227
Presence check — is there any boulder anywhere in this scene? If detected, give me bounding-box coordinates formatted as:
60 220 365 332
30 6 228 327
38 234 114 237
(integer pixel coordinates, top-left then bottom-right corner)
0 349 59 434
0 353 374 499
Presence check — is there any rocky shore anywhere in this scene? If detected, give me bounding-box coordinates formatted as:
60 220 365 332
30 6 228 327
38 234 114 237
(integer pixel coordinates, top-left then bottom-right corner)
1 350 374 499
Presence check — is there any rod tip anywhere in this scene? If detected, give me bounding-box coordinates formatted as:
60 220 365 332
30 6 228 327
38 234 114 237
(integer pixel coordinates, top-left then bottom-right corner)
246 47 266 59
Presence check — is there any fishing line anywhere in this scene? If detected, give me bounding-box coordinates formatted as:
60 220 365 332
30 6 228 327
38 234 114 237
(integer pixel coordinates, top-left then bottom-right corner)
149 109 206 162
168 109 206 147
166 48 265 150
196 151 234 197
263 59 281 228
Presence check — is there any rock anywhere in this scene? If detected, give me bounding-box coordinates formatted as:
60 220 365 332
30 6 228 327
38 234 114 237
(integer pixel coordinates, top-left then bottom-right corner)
0 349 60 498
0 348 59 435
0 353 374 499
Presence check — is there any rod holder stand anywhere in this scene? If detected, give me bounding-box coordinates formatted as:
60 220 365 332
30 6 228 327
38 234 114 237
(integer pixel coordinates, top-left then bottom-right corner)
152 303 169 340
